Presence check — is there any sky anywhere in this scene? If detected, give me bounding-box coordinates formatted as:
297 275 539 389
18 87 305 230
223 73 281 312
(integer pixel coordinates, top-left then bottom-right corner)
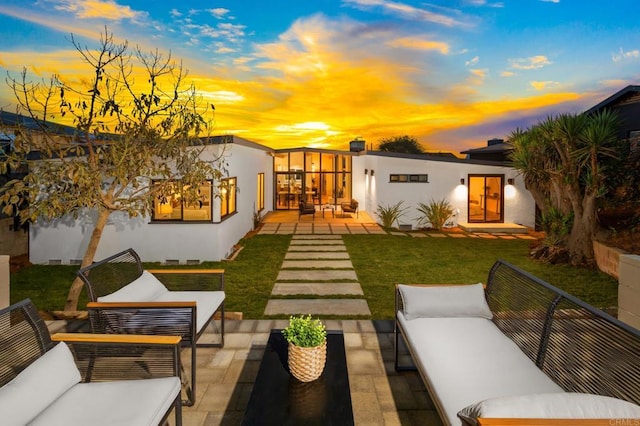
0 1 639 154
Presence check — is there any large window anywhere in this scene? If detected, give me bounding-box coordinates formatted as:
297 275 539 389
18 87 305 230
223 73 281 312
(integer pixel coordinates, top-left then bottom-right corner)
257 173 265 211
153 181 212 222
221 177 237 219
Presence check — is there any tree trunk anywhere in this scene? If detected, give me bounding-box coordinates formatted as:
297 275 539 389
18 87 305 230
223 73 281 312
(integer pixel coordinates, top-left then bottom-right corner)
567 192 598 266
64 208 112 311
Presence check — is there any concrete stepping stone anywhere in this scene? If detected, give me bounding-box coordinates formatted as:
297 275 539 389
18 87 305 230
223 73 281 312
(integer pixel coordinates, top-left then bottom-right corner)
277 270 358 281
290 239 345 245
292 235 341 240
281 260 354 269
264 299 371 316
288 245 346 252
285 252 350 260
272 283 364 296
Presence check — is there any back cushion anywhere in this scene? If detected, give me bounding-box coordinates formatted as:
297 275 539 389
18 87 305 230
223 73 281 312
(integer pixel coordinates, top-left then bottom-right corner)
399 283 493 320
0 342 81 425
98 271 168 302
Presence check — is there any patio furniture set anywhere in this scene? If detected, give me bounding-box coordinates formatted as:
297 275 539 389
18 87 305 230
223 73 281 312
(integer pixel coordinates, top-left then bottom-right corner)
298 198 359 220
2 250 640 425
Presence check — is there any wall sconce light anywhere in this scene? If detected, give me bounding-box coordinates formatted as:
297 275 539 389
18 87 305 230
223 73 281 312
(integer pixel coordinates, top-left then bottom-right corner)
370 170 375 176
507 178 514 185
460 178 465 185
364 169 368 175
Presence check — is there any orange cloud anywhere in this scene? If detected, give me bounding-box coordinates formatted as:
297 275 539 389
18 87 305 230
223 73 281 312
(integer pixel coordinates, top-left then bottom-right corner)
387 37 450 54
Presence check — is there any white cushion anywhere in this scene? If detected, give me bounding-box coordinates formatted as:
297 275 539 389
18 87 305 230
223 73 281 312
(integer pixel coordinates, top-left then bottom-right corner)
98 271 168 302
397 314 563 426
29 377 181 426
398 283 492 320
458 392 640 425
0 342 80 426
154 290 225 333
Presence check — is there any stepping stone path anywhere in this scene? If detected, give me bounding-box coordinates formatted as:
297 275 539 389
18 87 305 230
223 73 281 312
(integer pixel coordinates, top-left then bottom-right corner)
264 235 372 317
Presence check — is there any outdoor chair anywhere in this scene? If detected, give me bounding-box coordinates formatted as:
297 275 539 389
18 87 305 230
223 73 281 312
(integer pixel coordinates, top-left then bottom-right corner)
298 201 316 220
340 199 359 217
0 298 183 425
77 248 225 406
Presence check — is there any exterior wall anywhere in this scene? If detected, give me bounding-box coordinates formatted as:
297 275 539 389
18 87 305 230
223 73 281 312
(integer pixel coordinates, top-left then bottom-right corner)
28 141 274 264
0 218 28 257
358 153 535 229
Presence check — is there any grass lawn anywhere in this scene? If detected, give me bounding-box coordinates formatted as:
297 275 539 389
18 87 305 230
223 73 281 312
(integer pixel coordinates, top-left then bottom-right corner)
10 233 618 319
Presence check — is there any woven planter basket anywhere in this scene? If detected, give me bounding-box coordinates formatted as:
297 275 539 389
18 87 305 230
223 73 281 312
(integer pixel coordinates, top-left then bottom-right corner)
288 340 327 382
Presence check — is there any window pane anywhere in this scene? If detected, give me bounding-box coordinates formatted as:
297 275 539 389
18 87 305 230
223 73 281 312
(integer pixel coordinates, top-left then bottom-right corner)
184 182 211 221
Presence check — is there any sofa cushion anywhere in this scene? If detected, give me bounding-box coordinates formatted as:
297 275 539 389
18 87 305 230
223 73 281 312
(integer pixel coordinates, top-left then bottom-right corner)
398 283 492 320
29 377 181 426
98 271 168 303
154 290 225 333
0 342 81 425
397 314 563 426
457 392 640 425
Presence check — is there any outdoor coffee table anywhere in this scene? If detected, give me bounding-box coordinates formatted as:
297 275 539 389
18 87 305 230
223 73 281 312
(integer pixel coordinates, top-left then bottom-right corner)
321 204 335 218
242 330 354 425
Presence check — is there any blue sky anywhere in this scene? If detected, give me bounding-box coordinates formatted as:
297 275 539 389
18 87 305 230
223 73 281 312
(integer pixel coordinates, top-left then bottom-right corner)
0 0 638 153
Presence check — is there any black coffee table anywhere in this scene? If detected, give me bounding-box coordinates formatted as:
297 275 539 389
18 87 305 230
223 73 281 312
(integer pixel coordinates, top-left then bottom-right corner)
242 330 354 425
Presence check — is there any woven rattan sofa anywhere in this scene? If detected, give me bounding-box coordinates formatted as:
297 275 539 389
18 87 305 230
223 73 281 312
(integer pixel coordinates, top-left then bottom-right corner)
395 260 640 426
0 299 183 425
77 247 225 406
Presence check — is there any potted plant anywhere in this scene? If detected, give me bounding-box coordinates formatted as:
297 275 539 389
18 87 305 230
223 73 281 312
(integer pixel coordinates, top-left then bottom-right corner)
282 315 327 382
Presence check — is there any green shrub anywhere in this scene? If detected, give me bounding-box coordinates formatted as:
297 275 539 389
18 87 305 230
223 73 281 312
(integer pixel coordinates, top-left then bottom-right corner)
375 201 408 228
282 315 327 347
416 198 454 230
541 207 573 245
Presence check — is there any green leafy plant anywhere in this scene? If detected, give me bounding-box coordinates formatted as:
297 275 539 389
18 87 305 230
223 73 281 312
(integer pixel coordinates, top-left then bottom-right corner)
282 315 327 347
375 201 408 228
540 207 573 246
416 198 454 230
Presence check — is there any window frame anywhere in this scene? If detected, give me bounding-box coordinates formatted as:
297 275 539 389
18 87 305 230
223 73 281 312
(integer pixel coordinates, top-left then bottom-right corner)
220 176 238 219
152 180 213 223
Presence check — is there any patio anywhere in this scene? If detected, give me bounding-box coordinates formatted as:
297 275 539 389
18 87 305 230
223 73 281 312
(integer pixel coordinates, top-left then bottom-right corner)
46 318 438 425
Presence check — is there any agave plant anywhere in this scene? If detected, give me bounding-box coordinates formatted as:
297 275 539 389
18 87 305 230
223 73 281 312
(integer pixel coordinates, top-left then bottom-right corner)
375 201 408 228
415 198 454 230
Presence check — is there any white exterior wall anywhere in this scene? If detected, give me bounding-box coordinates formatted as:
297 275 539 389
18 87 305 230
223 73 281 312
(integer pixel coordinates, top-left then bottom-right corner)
357 153 535 229
29 140 273 264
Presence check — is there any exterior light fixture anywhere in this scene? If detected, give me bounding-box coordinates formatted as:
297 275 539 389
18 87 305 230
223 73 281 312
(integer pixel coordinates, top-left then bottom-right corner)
370 170 375 176
460 178 465 185
365 169 368 175
507 178 514 185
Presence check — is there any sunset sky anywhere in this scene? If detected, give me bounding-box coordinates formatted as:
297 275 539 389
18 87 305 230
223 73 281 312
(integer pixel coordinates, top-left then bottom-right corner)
0 0 638 154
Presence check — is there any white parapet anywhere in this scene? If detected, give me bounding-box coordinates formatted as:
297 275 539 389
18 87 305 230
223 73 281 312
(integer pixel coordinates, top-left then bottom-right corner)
0 255 9 309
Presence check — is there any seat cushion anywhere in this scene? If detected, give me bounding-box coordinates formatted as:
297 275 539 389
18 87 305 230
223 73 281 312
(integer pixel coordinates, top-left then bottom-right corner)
398 314 563 426
0 342 80 425
458 392 640 425
29 377 181 426
97 271 168 303
154 291 225 333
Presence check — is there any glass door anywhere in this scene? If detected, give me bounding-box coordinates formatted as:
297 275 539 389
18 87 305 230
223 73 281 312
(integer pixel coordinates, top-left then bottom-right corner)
468 175 504 223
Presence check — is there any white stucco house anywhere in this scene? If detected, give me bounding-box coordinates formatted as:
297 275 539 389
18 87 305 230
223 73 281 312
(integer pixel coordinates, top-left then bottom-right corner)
23 133 535 265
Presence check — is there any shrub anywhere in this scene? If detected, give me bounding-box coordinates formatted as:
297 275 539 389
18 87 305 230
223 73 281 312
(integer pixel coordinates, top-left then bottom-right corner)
375 201 408 228
415 198 454 230
282 315 327 347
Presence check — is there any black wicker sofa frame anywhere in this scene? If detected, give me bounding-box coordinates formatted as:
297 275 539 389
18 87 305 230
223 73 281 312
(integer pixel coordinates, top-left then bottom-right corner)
395 259 640 426
1 299 183 425
77 247 225 406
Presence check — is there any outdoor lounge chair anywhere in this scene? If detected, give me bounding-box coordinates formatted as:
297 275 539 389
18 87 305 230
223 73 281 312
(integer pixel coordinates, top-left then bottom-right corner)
77 248 225 406
298 201 316 220
0 298 183 425
340 199 359 217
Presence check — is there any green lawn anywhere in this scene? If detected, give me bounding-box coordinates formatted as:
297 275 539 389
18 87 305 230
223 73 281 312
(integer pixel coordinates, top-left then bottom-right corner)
10 233 618 319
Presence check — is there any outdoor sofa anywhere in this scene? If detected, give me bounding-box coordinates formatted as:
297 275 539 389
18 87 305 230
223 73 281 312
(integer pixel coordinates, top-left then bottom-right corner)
77 247 225 406
0 299 183 425
395 259 640 425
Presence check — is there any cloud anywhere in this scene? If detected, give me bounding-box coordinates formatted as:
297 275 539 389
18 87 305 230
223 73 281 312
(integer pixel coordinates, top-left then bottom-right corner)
612 48 640 63
387 37 449 54
500 71 516 77
44 0 148 22
530 80 559 91
342 0 473 28
539 0 560 3
508 55 551 70
466 0 504 7
208 8 231 19
465 56 479 66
